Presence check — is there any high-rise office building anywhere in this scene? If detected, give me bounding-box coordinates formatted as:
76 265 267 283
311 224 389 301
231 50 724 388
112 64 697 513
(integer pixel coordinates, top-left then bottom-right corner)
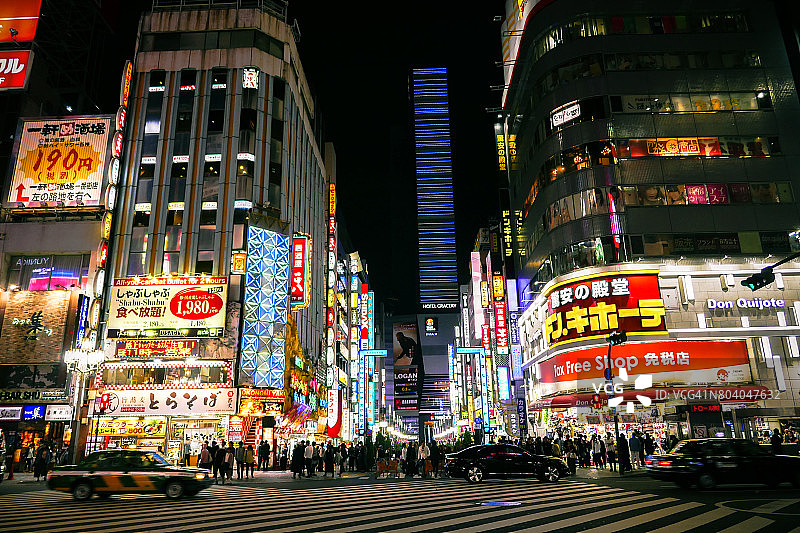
503 1 800 437
410 67 459 311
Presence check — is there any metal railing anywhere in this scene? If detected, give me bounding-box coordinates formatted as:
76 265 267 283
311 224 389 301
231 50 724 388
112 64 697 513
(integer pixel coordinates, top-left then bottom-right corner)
151 0 288 22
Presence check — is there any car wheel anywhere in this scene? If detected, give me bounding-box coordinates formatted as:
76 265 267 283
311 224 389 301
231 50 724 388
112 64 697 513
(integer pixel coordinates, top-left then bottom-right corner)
465 465 484 483
164 481 185 500
72 481 93 501
543 465 560 483
697 473 716 490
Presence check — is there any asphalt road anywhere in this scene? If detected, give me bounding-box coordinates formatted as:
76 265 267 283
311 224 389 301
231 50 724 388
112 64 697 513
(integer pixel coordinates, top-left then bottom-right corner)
1 470 799 532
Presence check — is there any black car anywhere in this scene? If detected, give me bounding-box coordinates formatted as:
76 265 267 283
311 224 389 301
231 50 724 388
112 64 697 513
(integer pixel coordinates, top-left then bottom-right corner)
444 444 570 483
646 438 800 489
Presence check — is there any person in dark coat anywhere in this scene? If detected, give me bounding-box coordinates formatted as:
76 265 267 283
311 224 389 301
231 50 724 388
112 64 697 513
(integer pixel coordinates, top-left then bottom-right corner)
357 442 366 471
324 441 335 477
290 441 304 479
617 433 631 474
212 440 227 484
280 446 288 471
771 428 784 454
348 444 356 471
338 443 348 476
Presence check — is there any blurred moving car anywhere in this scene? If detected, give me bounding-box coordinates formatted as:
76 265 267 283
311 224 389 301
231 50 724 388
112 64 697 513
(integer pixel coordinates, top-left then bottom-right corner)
444 444 570 483
645 438 800 489
47 449 213 500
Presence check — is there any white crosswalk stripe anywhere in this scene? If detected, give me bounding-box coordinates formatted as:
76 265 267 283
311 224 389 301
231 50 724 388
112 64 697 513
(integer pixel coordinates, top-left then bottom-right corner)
0 480 781 532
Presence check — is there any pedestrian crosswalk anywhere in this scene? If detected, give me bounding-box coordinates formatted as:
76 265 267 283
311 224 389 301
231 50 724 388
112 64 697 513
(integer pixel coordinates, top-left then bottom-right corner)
0 479 791 532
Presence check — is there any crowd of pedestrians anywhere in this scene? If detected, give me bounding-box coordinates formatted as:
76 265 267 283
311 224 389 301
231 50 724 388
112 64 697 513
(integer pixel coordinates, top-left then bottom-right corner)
518 429 667 475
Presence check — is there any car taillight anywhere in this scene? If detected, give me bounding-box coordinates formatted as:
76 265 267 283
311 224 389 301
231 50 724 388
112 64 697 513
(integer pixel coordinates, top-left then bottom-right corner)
644 459 653 465
46 472 53 481
658 460 672 466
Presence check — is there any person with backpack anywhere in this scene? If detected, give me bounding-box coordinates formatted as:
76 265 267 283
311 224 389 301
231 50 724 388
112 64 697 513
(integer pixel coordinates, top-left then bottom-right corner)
223 443 235 484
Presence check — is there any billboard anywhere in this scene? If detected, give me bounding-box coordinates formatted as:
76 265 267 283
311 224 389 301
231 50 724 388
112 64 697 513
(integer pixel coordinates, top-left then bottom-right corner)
543 270 667 348
0 1 42 43
0 50 33 91
238 388 285 416
392 322 421 367
536 340 751 396
6 116 112 207
290 234 311 310
107 276 227 338
0 291 72 363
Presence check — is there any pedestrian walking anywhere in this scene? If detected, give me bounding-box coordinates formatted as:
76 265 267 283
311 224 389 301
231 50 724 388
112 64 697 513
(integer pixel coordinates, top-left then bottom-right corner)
348 443 356 472
235 441 246 479
430 440 441 477
418 441 430 478
324 441 335 477
25 445 34 472
257 440 267 471
212 440 226 483
304 441 314 477
199 441 212 470
605 433 617 472
291 441 304 479
244 445 255 479
564 439 577 475
591 435 602 467
771 428 784 454
223 443 235 484
405 442 418 477
280 446 288 471
617 433 631 474
628 431 641 469
33 442 51 481
338 442 347 476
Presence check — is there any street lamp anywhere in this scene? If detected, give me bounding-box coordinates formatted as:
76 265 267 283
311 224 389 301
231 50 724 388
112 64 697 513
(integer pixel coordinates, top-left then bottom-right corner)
63 350 105 463
605 331 626 476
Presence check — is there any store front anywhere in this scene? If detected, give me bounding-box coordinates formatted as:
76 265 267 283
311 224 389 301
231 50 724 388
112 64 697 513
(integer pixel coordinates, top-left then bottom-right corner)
518 263 800 442
85 387 237 463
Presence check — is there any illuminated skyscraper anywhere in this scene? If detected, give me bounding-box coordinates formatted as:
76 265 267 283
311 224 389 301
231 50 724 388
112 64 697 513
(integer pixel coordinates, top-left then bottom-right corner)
411 67 459 311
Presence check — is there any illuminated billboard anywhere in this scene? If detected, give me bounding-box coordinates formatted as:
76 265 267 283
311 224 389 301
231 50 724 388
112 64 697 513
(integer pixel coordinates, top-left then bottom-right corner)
0 50 34 91
240 227 290 388
0 1 42 44
107 277 227 338
6 116 113 208
290 234 311 310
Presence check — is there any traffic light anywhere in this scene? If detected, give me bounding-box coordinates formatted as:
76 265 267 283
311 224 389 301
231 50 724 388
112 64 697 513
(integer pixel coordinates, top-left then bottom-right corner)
591 394 602 409
741 268 775 291
607 331 627 345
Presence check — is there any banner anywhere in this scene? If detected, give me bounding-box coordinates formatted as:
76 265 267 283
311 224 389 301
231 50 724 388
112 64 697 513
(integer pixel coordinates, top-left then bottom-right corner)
6 116 112 207
536 340 751 396
100 388 237 416
0 50 33 91
107 276 227 338
544 270 666 347
90 417 166 438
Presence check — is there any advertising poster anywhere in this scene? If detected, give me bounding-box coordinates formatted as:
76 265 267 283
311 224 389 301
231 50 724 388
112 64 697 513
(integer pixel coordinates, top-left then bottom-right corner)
99 388 237 416
6 116 112 207
107 276 227 338
89 417 166 438
536 340 751 396
238 388 285 416
543 270 666 347
392 322 421 367
0 291 72 363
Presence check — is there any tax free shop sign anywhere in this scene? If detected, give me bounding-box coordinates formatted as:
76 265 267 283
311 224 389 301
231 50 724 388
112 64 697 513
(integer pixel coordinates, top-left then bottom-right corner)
536 340 751 396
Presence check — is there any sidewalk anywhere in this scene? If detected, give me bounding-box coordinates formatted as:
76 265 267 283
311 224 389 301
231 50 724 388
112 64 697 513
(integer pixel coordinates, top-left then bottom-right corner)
572 466 649 480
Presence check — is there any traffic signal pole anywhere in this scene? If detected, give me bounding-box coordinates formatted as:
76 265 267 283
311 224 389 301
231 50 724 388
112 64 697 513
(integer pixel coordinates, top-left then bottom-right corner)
606 331 626 476
742 250 800 290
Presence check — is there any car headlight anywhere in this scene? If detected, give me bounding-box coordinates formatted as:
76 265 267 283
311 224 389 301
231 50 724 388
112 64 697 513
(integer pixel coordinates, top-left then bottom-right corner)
46 473 53 481
195 472 206 480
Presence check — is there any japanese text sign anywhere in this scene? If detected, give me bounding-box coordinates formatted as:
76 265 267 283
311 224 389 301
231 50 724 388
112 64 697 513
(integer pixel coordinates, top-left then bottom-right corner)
100 388 236 416
107 277 227 337
0 50 33 90
6 115 112 207
90 417 166 437
290 234 311 310
537 340 750 395
544 271 666 347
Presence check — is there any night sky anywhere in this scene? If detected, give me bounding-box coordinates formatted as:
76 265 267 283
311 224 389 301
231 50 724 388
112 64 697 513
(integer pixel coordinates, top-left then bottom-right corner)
290 1 505 314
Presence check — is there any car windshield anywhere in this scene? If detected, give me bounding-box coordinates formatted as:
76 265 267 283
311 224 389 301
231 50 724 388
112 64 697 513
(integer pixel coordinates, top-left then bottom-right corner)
671 441 700 454
144 451 171 466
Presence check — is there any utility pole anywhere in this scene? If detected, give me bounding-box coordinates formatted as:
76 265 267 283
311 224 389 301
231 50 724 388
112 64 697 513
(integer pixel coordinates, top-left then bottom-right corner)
606 331 626 476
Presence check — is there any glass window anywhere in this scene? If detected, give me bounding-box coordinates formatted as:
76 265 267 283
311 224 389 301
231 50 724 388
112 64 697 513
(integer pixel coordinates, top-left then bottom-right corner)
706 184 729 204
162 252 180 274
207 110 224 133
664 184 687 205
128 253 146 276
686 185 708 204
728 183 751 203
637 185 665 206
751 183 778 203
777 183 793 203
